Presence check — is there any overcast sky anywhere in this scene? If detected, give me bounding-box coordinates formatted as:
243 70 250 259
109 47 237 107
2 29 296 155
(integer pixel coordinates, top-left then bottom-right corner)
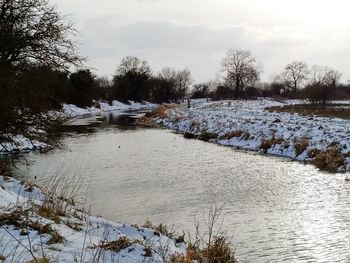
54 0 350 83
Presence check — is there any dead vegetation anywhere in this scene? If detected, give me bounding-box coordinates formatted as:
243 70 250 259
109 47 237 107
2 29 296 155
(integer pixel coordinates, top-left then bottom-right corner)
294 138 309 156
0 209 65 245
25 258 50 263
138 105 174 126
94 236 133 253
219 130 250 141
170 204 236 263
266 104 350 120
260 137 284 153
312 147 345 173
197 132 218 142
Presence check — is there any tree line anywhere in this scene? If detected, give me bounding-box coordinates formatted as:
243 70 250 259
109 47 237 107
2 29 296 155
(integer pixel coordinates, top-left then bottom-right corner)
1 0 350 149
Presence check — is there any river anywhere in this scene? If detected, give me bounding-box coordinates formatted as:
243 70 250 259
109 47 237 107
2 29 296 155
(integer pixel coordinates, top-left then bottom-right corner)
15 111 350 262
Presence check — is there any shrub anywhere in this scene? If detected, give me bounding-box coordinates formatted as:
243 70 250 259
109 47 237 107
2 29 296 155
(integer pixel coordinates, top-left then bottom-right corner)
313 148 345 172
96 236 133 253
294 139 309 156
143 220 175 238
170 205 236 263
220 130 244 140
260 137 283 153
197 132 218 142
307 148 321 158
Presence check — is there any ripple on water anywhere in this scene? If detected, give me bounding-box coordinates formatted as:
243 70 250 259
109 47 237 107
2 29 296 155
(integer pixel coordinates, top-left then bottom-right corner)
15 116 350 262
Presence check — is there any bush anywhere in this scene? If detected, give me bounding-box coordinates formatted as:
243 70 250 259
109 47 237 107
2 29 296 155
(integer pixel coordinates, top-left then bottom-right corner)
302 83 335 105
260 137 284 153
197 132 218 142
313 148 345 172
294 139 309 156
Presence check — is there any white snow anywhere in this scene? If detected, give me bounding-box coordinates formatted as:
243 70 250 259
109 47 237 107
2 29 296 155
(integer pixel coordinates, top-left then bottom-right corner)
157 98 350 171
0 134 46 154
100 100 158 112
61 104 100 118
0 176 187 262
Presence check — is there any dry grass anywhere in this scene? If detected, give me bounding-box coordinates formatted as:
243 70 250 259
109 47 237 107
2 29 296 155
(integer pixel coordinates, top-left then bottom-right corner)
95 236 133 253
197 132 218 142
0 209 65 245
170 205 236 263
260 137 284 153
25 258 50 263
220 130 244 140
313 148 345 173
138 105 173 126
294 139 309 156
266 104 350 120
143 220 176 239
307 148 321 158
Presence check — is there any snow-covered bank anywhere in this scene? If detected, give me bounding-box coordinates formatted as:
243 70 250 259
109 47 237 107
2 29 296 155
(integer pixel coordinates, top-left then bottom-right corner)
100 101 158 112
63 101 158 118
0 101 158 154
61 104 100 118
0 176 186 262
153 99 350 172
0 135 46 154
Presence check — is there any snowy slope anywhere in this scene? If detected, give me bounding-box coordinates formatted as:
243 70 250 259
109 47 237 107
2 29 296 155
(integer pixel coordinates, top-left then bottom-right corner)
0 176 186 263
156 99 350 171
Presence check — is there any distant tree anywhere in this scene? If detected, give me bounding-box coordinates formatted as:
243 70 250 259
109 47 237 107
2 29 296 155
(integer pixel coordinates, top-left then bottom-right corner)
213 85 234 100
309 65 342 86
175 69 193 100
158 67 193 101
95 76 112 101
191 83 210 99
69 70 97 107
112 56 152 102
222 49 261 99
149 77 176 103
303 66 342 104
282 61 309 93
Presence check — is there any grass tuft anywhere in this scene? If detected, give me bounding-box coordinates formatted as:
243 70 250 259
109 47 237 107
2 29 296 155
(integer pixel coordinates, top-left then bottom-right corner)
96 236 133 253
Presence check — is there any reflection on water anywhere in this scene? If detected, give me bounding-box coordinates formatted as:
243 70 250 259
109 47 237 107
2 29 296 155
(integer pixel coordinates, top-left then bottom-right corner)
15 113 350 263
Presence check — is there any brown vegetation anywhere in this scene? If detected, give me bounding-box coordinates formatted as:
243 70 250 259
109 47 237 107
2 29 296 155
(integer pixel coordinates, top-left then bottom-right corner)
95 236 133 253
260 137 284 153
137 105 173 126
266 104 350 120
294 139 309 156
313 148 345 173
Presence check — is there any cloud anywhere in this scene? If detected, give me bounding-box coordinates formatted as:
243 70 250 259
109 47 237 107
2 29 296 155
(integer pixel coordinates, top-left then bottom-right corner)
76 19 350 82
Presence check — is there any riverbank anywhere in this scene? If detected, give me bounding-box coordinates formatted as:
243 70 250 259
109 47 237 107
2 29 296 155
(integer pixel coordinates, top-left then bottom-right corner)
0 100 158 154
147 99 350 172
0 175 186 262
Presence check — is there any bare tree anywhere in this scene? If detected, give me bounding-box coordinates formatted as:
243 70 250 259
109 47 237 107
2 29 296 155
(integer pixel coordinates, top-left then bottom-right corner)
0 0 82 152
112 56 152 102
309 65 342 87
176 69 193 101
222 49 261 99
116 56 152 77
0 0 82 70
158 67 193 101
282 61 309 93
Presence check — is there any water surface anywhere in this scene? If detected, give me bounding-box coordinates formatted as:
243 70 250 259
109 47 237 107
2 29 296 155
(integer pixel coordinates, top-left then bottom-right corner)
16 112 350 262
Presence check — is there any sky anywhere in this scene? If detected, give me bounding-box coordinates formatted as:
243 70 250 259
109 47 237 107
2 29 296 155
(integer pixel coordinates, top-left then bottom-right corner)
54 0 350 83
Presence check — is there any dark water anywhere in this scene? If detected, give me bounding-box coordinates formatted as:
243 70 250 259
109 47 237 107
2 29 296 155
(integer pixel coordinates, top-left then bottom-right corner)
15 111 350 263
